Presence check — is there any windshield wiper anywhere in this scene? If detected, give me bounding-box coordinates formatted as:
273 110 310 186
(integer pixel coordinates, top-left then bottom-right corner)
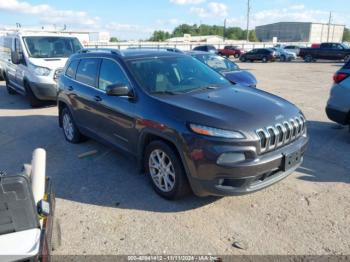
150 90 179 95
184 85 220 93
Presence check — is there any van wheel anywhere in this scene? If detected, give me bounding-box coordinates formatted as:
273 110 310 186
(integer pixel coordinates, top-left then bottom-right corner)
304 55 313 63
61 107 84 143
24 82 42 108
5 76 16 95
145 141 191 200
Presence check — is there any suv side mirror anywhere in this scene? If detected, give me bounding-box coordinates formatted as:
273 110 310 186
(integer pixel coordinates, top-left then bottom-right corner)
106 83 133 97
11 51 24 65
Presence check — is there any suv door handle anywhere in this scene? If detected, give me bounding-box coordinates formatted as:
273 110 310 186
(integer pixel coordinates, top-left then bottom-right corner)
67 86 74 91
94 95 102 102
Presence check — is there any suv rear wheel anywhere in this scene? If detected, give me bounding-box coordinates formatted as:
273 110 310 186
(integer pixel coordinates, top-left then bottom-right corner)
61 107 84 143
145 141 190 200
262 56 268 63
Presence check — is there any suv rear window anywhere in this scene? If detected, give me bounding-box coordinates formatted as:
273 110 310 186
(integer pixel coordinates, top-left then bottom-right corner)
76 58 100 87
66 60 80 79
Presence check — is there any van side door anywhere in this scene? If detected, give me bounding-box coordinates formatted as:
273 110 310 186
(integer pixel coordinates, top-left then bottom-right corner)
14 38 26 90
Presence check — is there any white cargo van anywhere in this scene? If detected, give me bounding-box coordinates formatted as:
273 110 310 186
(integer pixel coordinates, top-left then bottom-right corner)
0 33 83 107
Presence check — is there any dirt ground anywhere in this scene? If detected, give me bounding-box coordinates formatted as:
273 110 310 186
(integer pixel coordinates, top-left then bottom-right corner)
0 61 349 255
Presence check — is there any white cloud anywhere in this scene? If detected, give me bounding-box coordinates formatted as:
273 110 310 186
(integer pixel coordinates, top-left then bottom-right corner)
170 0 205 5
190 2 228 18
0 0 99 26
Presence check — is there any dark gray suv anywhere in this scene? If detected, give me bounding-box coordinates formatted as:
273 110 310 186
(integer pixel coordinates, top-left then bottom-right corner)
57 49 308 199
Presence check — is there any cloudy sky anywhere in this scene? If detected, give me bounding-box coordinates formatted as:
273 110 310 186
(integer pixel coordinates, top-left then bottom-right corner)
0 0 348 40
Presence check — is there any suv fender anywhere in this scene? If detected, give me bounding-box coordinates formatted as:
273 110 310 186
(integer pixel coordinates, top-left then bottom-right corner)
137 129 200 194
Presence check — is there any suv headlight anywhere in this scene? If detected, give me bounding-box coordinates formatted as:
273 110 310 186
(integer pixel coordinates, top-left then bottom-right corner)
29 63 51 76
189 124 245 139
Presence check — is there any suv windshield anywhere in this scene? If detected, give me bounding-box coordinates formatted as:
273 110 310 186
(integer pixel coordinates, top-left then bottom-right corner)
126 56 230 94
23 36 82 58
194 54 239 73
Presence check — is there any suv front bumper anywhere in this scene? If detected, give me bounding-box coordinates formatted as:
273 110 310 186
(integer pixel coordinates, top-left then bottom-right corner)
185 135 308 197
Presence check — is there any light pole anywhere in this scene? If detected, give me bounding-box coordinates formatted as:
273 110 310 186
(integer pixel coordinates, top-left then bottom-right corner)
246 0 251 42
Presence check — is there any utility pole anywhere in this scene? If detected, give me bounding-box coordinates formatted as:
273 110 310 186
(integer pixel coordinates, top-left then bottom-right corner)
327 11 332 42
224 18 227 42
246 0 251 42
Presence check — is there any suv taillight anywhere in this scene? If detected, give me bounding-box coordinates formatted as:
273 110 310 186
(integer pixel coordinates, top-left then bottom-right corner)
333 72 349 84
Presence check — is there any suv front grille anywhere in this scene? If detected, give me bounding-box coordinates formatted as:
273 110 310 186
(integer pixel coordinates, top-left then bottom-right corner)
54 68 63 82
256 115 306 154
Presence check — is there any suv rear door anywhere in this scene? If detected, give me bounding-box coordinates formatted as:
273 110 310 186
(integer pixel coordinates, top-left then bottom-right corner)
70 57 102 134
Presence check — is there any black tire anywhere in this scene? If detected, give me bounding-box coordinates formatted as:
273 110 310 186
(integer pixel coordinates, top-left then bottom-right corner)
61 107 84 143
304 55 313 63
51 217 62 251
234 54 240 59
24 82 42 107
240 56 246 62
280 55 286 62
344 55 350 63
144 141 191 200
4 75 16 95
262 56 268 63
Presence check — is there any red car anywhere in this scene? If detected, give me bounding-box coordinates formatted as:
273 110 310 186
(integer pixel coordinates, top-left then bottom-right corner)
218 45 244 58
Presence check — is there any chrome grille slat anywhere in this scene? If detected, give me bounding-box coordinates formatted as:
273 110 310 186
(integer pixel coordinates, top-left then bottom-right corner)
256 115 306 154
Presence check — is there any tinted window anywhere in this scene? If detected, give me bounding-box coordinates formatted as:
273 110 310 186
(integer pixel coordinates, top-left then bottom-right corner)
126 56 229 94
99 59 129 91
66 60 80 79
76 58 100 87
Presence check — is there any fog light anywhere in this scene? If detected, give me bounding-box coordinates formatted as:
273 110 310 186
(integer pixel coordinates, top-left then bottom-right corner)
217 152 246 165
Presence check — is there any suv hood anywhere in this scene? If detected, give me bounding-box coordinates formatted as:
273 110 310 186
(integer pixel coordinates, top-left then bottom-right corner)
159 85 301 134
28 57 68 70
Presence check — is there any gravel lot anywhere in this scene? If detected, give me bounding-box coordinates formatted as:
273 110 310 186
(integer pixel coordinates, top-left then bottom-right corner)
0 61 349 256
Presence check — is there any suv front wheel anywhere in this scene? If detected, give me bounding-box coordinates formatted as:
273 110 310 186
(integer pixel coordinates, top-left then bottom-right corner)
145 141 190 200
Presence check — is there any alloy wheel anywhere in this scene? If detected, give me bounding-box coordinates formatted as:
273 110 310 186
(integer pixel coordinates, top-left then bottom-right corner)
63 113 74 141
148 149 176 192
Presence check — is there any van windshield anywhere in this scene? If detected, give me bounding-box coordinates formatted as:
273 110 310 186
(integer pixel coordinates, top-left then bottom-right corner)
23 37 82 58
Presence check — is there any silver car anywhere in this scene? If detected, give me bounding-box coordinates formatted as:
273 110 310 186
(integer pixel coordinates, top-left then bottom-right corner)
326 61 350 131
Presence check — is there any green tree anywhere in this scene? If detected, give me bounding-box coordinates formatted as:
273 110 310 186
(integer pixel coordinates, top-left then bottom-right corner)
149 31 171 41
248 30 259 42
343 28 350 42
110 37 119 42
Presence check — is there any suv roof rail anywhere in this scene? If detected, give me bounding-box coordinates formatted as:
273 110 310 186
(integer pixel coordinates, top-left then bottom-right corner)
78 48 122 56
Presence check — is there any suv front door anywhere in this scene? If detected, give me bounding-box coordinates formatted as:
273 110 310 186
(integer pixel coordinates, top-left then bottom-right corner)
94 58 136 152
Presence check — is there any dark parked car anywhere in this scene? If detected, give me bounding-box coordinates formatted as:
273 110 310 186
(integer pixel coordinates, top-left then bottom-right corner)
300 43 350 62
240 48 278 62
188 51 257 87
58 49 308 199
218 45 245 58
192 45 217 54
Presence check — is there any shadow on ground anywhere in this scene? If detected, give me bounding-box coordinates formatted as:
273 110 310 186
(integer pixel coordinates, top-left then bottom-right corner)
1 84 349 213
297 120 350 184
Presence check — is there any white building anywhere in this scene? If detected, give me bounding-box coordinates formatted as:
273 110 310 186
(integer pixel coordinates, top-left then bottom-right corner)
166 34 224 43
256 22 345 43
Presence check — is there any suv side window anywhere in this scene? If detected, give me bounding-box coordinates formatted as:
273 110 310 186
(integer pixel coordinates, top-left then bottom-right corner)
98 59 129 91
76 58 100 87
66 60 80 79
